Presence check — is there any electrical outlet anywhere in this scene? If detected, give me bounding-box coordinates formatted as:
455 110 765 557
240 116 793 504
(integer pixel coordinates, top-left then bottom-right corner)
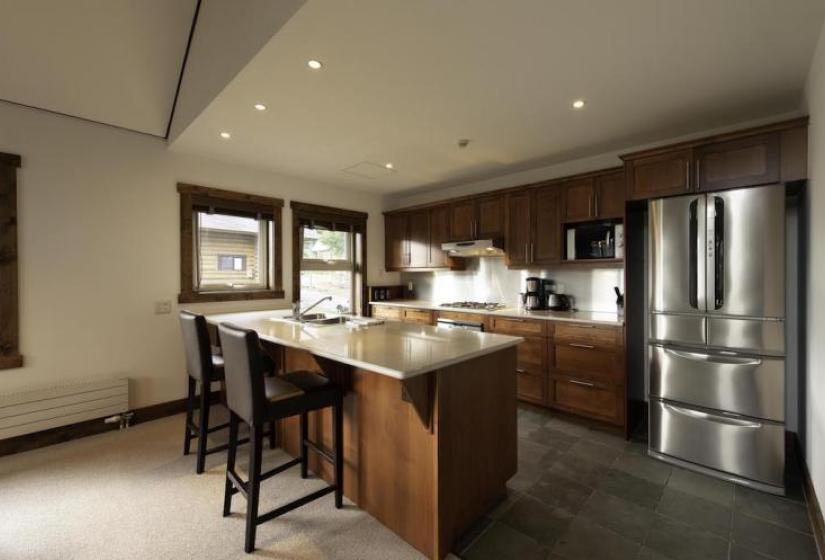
154 300 172 315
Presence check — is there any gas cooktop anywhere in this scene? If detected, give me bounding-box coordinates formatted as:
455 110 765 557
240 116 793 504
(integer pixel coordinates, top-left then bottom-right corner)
439 301 506 311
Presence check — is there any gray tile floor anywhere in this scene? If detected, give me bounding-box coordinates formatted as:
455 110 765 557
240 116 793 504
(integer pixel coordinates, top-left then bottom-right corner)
456 405 820 560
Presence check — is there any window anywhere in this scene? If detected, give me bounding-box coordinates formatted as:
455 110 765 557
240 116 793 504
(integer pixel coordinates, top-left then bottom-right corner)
291 202 367 315
217 255 247 272
178 184 284 303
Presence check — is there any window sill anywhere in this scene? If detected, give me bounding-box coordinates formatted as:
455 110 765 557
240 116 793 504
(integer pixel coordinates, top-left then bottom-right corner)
177 289 285 304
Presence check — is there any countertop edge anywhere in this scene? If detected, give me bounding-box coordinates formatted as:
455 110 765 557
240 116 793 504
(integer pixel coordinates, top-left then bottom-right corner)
369 300 625 326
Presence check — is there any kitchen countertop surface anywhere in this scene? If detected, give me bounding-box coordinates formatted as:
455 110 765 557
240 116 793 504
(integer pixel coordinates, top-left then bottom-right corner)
205 309 523 380
369 299 625 326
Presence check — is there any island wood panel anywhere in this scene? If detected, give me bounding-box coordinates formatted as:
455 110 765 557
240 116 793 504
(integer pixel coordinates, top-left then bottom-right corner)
277 345 517 560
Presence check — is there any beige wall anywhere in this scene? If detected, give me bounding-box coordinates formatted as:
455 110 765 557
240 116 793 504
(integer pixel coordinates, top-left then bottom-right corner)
0 102 397 408
803 19 825 508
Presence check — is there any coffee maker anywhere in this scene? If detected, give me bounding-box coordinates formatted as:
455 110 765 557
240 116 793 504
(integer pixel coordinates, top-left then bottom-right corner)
522 277 548 310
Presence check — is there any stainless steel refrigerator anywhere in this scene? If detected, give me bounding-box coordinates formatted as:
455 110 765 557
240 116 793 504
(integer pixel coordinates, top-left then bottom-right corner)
647 184 786 495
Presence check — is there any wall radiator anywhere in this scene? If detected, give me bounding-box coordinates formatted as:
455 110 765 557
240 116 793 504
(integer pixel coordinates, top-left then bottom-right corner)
0 376 130 440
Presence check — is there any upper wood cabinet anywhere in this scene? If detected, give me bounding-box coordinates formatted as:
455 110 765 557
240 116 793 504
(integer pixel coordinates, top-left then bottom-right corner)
384 213 409 269
505 190 532 267
625 149 693 201
505 185 562 267
595 171 626 219
450 194 505 241
428 205 452 268
562 178 595 222
533 186 562 264
694 133 779 192
407 210 430 268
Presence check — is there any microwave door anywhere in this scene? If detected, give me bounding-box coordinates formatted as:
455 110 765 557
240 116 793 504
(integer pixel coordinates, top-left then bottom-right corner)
649 195 706 315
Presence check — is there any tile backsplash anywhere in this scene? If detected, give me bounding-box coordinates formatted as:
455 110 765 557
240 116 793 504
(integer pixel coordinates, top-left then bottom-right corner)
400 258 625 313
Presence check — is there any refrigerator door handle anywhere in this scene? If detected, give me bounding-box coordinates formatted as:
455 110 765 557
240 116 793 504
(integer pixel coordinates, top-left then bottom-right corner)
663 403 762 428
707 195 725 311
663 347 763 366
695 196 707 310
689 199 698 308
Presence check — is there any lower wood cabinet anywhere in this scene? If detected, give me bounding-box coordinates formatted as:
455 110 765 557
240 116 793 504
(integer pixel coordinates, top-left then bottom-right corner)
517 369 545 405
402 308 434 325
370 305 433 325
372 305 402 321
550 376 625 426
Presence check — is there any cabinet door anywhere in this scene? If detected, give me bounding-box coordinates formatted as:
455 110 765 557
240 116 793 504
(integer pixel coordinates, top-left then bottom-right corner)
533 186 561 265
563 178 595 222
449 200 476 241
477 194 505 238
384 213 408 269
505 190 531 266
595 171 625 219
428 205 451 267
695 133 780 192
627 149 693 200
407 210 430 268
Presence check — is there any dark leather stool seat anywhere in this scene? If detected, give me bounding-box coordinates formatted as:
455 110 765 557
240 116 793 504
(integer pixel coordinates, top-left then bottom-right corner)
219 322 344 554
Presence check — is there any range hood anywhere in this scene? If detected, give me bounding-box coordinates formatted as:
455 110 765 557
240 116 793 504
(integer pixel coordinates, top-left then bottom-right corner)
441 239 504 257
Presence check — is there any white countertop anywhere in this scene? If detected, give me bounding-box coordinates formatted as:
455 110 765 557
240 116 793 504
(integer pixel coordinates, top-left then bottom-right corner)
205 310 523 380
370 300 625 326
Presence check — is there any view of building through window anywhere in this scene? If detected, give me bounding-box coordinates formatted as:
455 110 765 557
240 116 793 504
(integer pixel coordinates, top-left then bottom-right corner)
299 227 353 312
197 212 267 290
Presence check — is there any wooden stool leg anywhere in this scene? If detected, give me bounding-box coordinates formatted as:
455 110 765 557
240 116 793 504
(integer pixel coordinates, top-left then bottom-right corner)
333 400 344 508
300 412 309 479
223 413 239 517
196 383 210 474
244 425 263 553
183 377 196 455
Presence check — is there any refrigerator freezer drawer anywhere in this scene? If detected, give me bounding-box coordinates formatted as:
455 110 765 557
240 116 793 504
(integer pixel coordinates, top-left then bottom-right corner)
650 313 706 346
707 317 784 355
649 345 784 420
650 399 784 488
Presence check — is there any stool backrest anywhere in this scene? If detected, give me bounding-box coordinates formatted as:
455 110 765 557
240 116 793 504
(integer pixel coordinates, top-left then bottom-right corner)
179 311 214 383
218 323 266 424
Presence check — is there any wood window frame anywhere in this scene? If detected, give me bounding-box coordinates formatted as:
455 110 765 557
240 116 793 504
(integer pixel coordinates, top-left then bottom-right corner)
0 152 22 370
290 201 368 316
178 183 284 303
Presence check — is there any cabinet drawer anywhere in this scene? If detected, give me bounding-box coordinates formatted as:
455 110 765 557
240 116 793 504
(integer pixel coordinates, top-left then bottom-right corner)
517 370 544 404
437 310 487 325
552 377 624 425
555 323 621 347
403 309 433 325
371 306 402 321
516 336 546 369
490 317 546 337
555 344 623 384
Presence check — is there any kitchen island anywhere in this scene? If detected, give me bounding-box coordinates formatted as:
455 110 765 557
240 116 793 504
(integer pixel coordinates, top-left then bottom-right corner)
205 310 522 560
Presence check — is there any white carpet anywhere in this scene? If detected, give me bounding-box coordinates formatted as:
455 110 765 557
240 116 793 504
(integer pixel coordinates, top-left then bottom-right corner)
0 413 432 560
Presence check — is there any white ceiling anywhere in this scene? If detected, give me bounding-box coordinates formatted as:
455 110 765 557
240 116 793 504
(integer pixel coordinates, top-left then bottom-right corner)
0 0 197 136
171 0 825 194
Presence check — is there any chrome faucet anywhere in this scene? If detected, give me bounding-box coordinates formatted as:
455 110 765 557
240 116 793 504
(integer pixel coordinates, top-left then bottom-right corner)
292 296 332 322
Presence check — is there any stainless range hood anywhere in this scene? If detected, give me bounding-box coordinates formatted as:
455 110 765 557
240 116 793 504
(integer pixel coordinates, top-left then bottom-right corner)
441 239 504 257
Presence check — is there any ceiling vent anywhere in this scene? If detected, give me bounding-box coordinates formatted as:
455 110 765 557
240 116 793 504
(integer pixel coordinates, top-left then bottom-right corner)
341 161 396 179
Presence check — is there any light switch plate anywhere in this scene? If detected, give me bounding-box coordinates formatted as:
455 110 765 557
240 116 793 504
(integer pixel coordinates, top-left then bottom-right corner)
154 300 172 315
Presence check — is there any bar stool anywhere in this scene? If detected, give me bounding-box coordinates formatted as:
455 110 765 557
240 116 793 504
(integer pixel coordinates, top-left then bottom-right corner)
218 322 344 553
179 311 276 474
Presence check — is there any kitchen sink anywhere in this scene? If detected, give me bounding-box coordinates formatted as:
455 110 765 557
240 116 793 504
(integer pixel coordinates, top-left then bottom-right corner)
274 313 347 326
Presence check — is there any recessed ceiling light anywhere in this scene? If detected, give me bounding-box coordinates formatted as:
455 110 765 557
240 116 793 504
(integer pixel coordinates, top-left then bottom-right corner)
307 59 323 70
254 103 267 111
572 99 586 109
384 162 394 170
219 131 231 139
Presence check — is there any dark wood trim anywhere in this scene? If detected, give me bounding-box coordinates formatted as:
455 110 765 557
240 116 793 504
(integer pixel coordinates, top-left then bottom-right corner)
290 201 368 312
0 391 221 458
619 117 808 162
0 152 22 370
178 183 284 304
796 435 825 559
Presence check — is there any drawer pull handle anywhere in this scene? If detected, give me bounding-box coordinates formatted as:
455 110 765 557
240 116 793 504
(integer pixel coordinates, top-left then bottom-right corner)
663 347 762 366
568 379 595 388
515 368 526 374
663 403 762 428
569 343 595 349
505 318 526 323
